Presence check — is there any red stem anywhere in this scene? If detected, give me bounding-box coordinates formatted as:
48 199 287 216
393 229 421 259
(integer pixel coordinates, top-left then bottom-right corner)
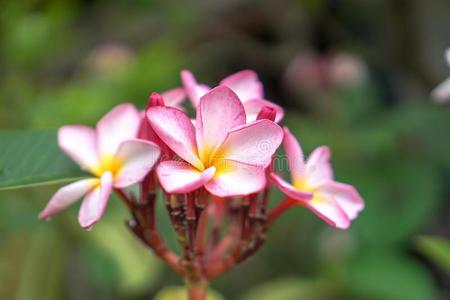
117 188 183 275
267 197 297 226
195 208 208 257
114 188 134 211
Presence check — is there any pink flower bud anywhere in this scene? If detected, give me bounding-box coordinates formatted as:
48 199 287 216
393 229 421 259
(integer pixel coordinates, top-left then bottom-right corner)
256 106 276 121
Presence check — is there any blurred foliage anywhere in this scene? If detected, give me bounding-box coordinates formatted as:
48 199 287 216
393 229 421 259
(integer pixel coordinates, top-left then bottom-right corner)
0 0 449 299
416 236 450 273
154 287 225 300
240 278 333 300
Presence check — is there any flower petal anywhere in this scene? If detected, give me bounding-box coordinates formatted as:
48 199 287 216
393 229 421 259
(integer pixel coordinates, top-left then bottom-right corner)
446 48 450 66
196 86 246 163
161 87 186 108
431 77 450 103
306 194 350 229
58 126 100 173
181 70 210 107
283 127 305 182
270 173 313 201
39 178 98 220
220 70 264 101
97 103 141 158
157 160 215 193
318 181 364 220
78 172 113 229
215 119 283 167
147 106 203 170
205 160 266 197
113 139 161 188
243 98 285 123
305 146 334 186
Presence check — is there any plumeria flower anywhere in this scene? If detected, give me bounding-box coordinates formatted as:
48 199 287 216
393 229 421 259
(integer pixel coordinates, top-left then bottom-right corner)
432 48 450 103
271 128 364 229
181 70 284 122
147 86 283 197
39 104 161 229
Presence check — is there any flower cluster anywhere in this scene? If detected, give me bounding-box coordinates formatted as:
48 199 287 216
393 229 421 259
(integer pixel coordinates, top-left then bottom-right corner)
40 69 364 290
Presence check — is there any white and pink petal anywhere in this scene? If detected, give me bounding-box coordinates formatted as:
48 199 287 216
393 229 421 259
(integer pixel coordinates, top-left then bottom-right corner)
215 119 283 167
196 86 246 163
318 181 364 220
446 48 450 67
161 87 186 108
157 160 215 194
147 106 203 170
220 70 264 101
39 178 98 220
205 160 266 197
58 126 100 173
78 172 113 229
96 103 141 158
113 139 161 188
432 77 450 103
305 146 334 186
283 127 305 182
270 173 313 201
181 70 210 107
243 99 284 123
305 194 350 229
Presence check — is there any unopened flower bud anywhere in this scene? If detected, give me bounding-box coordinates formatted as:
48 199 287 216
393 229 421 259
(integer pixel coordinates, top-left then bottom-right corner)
146 92 164 110
140 92 164 142
256 106 276 122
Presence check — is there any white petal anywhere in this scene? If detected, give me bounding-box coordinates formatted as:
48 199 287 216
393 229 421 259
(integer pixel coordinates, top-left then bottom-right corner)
113 139 161 188
78 172 113 229
97 103 141 158
58 126 100 173
39 178 98 220
432 77 450 103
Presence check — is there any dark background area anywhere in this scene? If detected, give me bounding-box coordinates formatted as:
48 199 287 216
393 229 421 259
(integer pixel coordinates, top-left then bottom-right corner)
0 0 449 299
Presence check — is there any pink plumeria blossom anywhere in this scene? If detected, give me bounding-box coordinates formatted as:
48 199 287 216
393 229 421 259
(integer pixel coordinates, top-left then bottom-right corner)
147 86 283 197
271 127 364 229
432 48 450 103
181 70 284 122
39 103 161 229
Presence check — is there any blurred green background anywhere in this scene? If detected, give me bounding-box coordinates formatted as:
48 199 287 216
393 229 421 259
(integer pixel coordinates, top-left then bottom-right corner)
1 0 449 299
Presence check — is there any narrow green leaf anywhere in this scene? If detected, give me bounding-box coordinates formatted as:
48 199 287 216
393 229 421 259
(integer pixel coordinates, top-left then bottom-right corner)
0 129 87 190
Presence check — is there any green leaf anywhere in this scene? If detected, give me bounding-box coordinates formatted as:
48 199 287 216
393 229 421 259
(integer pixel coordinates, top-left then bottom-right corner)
416 235 450 273
154 286 225 300
0 129 87 190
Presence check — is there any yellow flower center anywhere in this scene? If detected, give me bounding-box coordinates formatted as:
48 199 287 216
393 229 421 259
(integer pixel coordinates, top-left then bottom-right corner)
91 154 123 178
293 176 322 204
